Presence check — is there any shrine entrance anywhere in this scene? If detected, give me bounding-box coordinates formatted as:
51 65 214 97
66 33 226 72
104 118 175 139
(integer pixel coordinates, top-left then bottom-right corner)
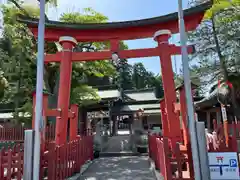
23 11 203 145
117 115 131 133
19 2 211 179
85 89 157 154
20 1 210 147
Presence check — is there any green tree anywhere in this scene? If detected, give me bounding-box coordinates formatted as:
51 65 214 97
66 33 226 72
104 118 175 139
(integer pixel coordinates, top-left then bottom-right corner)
188 0 240 86
188 0 240 117
59 9 116 106
152 75 164 98
203 0 240 22
0 5 117 125
7 0 58 17
113 59 134 90
111 60 162 91
132 63 156 89
0 4 39 124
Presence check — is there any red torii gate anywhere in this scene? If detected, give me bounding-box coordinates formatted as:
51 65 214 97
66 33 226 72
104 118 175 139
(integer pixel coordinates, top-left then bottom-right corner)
19 2 210 145
31 91 78 143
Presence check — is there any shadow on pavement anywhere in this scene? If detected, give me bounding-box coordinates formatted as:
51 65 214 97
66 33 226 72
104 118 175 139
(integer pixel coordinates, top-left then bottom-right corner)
80 156 156 180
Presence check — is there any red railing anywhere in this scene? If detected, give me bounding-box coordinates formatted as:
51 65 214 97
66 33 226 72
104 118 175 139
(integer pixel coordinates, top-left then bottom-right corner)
40 135 93 180
148 135 194 180
210 120 239 152
208 134 238 152
213 120 240 140
148 135 157 167
45 125 56 142
0 124 55 142
0 135 93 180
0 126 26 142
0 144 24 180
0 125 95 142
170 143 194 180
156 138 172 179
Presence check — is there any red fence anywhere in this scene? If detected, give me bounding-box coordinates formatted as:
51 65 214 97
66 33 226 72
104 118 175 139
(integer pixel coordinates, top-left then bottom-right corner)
0 125 94 142
0 126 26 142
0 125 55 142
40 135 93 180
212 120 240 140
210 120 239 152
0 144 24 180
0 135 93 180
148 135 194 180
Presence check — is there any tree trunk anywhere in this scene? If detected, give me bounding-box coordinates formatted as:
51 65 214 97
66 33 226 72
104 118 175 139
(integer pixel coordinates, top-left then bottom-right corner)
13 55 23 125
211 17 228 81
211 16 240 119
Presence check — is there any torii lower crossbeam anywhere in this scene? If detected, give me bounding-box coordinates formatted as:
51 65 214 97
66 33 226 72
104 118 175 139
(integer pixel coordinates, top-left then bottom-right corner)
45 46 194 63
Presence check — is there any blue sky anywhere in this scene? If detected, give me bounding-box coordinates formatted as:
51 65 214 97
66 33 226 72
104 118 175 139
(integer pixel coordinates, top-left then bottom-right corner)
46 0 190 75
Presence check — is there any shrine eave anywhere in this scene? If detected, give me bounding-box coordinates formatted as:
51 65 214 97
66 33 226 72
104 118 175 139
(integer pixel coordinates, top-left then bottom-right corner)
194 88 218 109
18 2 211 42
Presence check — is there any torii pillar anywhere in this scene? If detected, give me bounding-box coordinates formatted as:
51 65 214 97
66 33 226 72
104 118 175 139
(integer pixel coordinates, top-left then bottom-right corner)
179 87 190 146
154 30 181 145
179 84 198 146
55 36 77 145
32 91 79 146
160 100 169 137
32 91 48 130
32 91 48 151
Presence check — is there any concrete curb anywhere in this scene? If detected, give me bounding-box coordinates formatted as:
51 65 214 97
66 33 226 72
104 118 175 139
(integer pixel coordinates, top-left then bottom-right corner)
67 160 94 180
148 158 164 180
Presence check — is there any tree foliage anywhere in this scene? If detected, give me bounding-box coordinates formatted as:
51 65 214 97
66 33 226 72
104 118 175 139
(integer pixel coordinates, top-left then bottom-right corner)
203 0 240 21
115 61 163 92
188 0 240 91
0 4 164 125
0 5 118 124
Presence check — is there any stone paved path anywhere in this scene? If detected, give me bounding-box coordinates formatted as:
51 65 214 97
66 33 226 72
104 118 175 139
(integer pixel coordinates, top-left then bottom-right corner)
102 135 131 152
80 156 156 180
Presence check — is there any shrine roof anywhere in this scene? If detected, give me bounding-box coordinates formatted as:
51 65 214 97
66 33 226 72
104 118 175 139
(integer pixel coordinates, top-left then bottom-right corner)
125 89 158 101
121 103 160 112
194 72 240 110
96 89 120 99
195 88 218 110
143 109 161 115
18 2 211 40
97 88 159 101
175 81 199 90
